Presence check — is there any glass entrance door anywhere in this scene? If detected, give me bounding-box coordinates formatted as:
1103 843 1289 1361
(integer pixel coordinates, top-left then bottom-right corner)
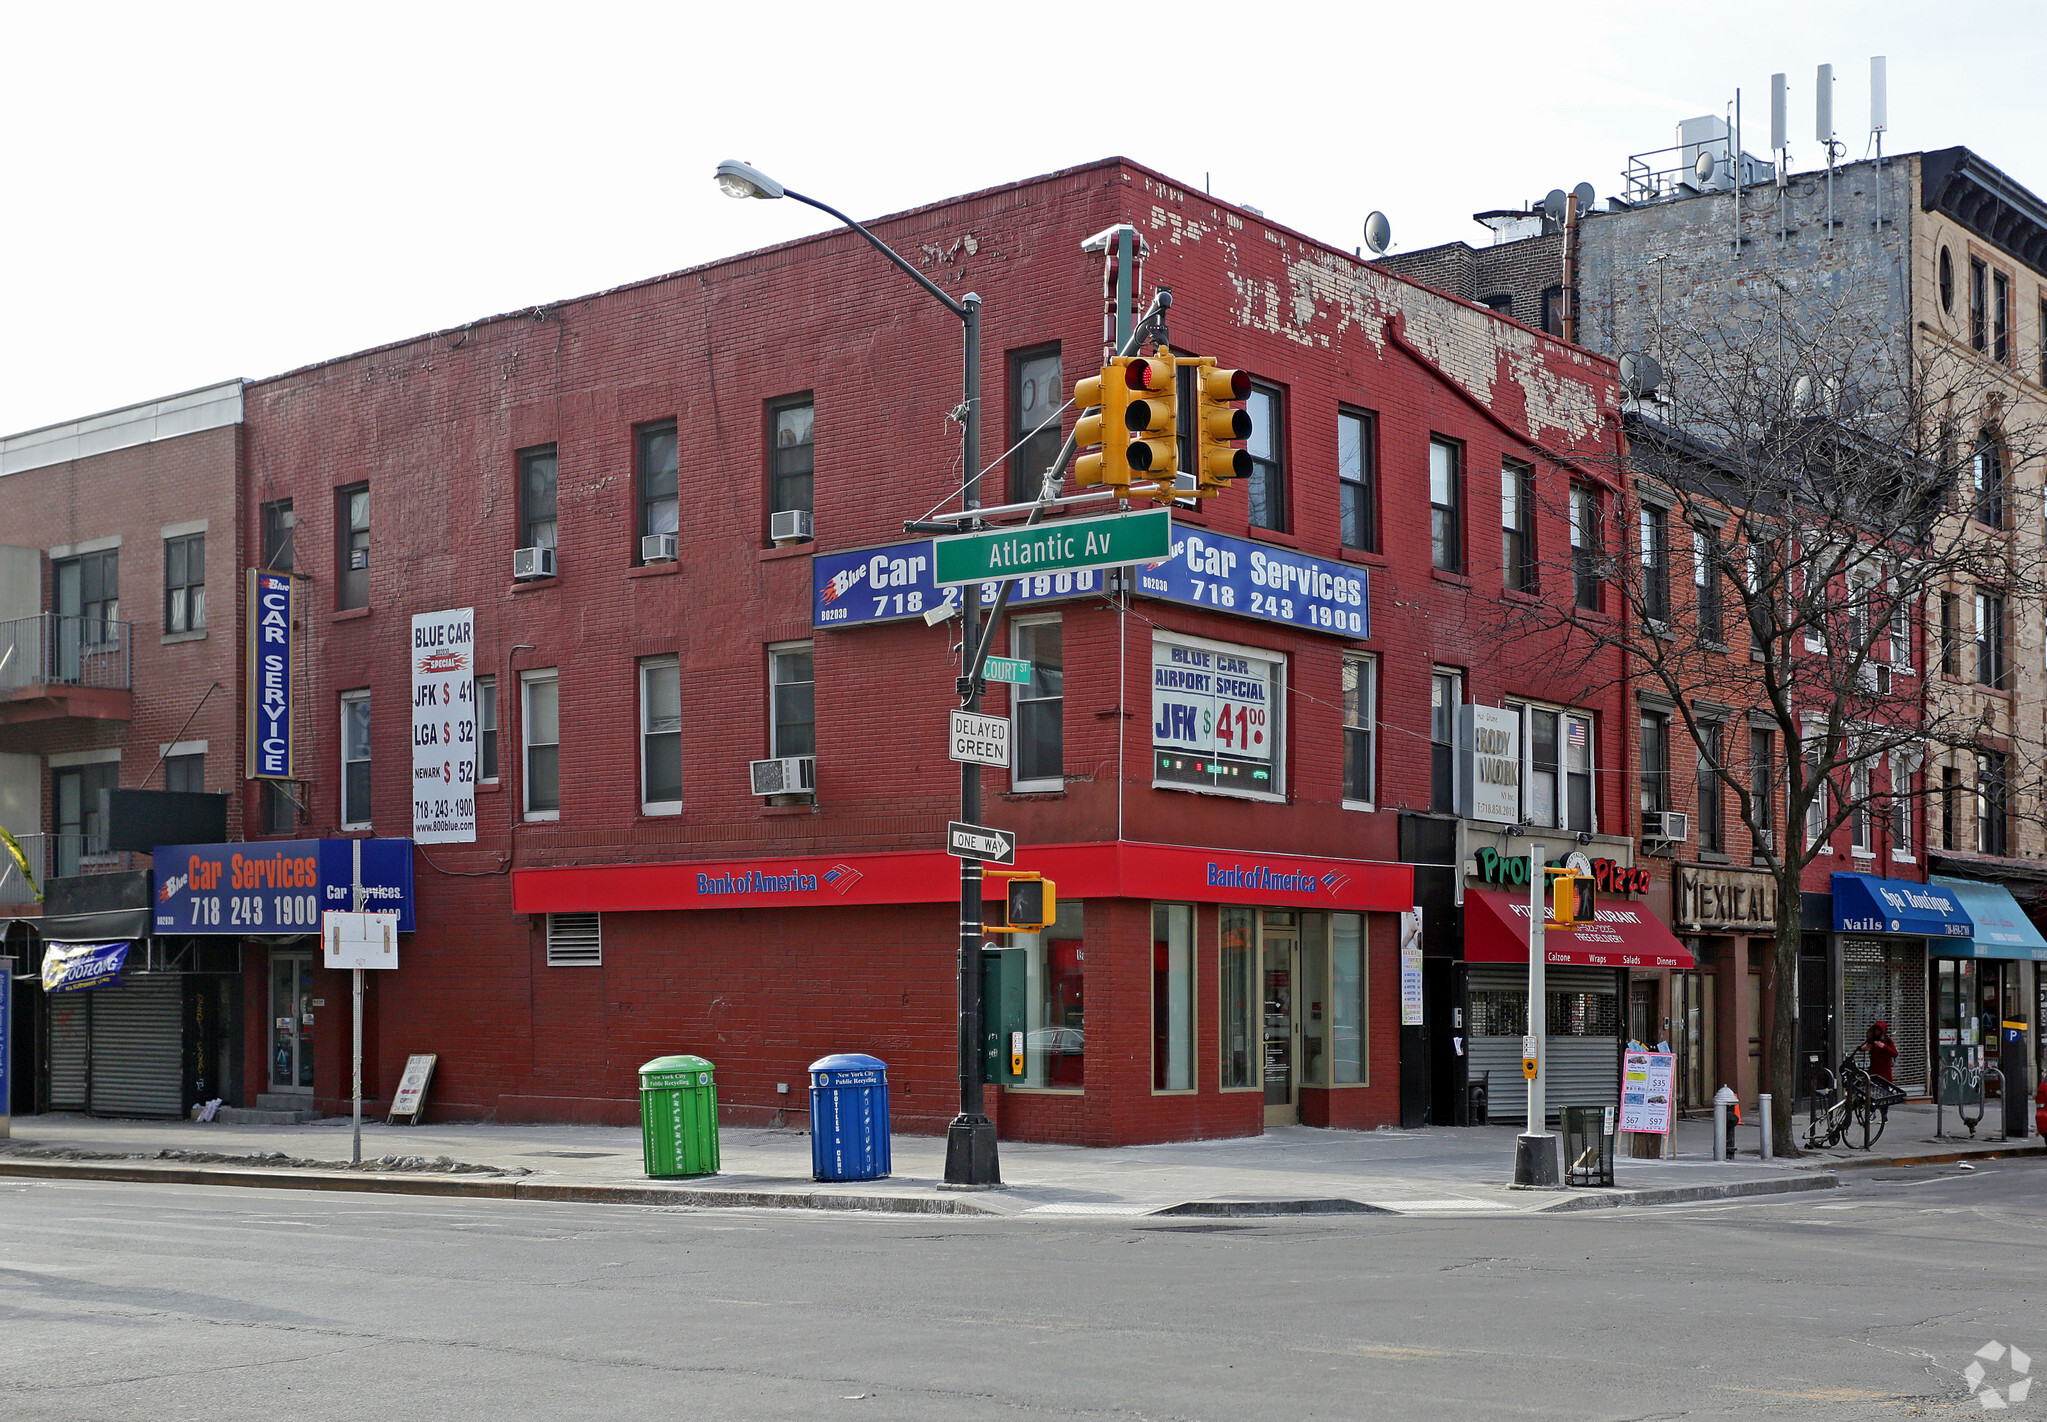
269 953 316 1094
1262 918 1299 1125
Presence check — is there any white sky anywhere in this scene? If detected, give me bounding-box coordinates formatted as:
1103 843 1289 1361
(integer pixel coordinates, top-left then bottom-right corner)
4 0 2043 435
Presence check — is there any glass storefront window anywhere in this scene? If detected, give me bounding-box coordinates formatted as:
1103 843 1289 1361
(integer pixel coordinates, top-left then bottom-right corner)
1152 904 1195 1090
1300 913 1330 1087
1017 900 1086 1089
1221 907 1256 1088
1331 913 1365 1084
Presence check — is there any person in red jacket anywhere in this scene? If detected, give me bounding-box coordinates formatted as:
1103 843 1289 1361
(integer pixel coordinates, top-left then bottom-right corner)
1866 1022 1900 1082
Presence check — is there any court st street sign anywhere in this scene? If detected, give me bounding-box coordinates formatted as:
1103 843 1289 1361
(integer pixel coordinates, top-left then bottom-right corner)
933 508 1171 587
981 656 1032 685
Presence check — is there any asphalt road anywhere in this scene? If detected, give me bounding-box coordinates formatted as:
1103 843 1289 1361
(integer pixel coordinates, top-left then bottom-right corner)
1 1163 2041 1420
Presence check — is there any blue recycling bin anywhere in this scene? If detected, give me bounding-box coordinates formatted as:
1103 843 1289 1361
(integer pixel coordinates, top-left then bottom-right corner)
809 1053 891 1182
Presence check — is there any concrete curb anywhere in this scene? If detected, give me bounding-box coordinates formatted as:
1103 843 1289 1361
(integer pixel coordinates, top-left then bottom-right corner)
1824 1141 2046 1170
1541 1173 1841 1211
1152 1198 1389 1217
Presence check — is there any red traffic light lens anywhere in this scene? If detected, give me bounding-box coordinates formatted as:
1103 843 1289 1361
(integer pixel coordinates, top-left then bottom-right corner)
1223 369 1251 399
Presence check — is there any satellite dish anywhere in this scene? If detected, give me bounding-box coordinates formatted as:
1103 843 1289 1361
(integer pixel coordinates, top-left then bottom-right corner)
1619 352 1665 397
1542 188 1568 220
1363 211 1391 255
1572 182 1596 211
1694 150 1718 183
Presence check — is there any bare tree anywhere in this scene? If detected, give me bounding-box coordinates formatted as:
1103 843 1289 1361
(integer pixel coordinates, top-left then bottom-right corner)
1503 275 2047 1155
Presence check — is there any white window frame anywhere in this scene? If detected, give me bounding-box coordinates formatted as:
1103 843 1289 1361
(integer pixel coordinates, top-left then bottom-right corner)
1801 734 1829 852
339 690 372 830
1010 614 1065 794
1341 652 1376 811
1149 629 1287 803
767 640 815 763
1889 749 1915 862
1850 757 1875 858
1504 697 1596 834
639 655 682 816
476 675 499 784
521 669 561 823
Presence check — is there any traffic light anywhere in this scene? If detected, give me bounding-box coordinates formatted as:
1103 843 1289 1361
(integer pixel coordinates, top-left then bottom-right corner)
1123 352 1178 502
1189 358 1253 496
1004 873 1058 932
1545 868 1597 928
1074 359 1137 493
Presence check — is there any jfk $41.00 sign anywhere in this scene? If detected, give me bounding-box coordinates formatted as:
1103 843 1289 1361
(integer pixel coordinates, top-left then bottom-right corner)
411 608 477 844
1151 637 1282 797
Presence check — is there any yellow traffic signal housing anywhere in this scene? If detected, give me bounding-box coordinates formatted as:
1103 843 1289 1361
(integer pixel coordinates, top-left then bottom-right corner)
1189 358 1253 495
1074 360 1137 492
1123 352 1178 501
984 870 1058 933
1544 868 1597 928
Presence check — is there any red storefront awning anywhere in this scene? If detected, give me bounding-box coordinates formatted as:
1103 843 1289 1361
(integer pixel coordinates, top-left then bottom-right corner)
510 840 1413 916
1464 887 1695 969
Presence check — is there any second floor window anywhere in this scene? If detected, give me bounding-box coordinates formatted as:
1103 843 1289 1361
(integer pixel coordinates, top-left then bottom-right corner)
1338 409 1376 551
261 499 295 572
770 397 815 518
1508 701 1594 832
1749 727 1774 852
1430 669 1462 813
639 422 679 543
519 446 558 552
522 670 561 820
1639 503 1669 622
1501 461 1534 592
1342 654 1375 806
1570 485 1601 611
337 484 370 610
1697 721 1724 853
165 752 204 794
1245 383 1285 531
640 656 682 813
477 676 499 782
54 548 119 642
1639 711 1669 818
1429 439 1462 572
1012 617 1064 790
1976 749 2009 856
1009 348 1063 505
769 643 815 760
340 692 371 828
1975 590 2007 689
164 533 205 634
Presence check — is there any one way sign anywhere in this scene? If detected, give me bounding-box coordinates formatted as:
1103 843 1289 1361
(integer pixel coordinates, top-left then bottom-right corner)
946 821 1017 864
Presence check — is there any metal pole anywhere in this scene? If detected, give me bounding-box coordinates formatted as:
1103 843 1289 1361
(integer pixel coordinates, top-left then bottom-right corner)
351 839 363 1167
1759 1092 1773 1160
1115 230 1135 353
1513 844 1558 1186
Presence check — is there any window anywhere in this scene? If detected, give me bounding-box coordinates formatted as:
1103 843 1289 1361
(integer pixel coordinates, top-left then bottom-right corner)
1342 654 1375 806
1152 633 1285 799
1482 293 1514 319
1974 590 2007 690
521 671 560 820
1244 383 1285 531
1541 285 1565 336
1327 912 1367 1085
769 396 815 518
1940 592 1960 675
164 752 204 794
546 913 602 967
336 484 370 610
1013 899 1086 1089
1941 765 1960 851
518 445 558 553
1749 728 1774 853
1507 701 1595 833
1338 409 1376 551
1220 906 1257 1089
340 691 371 828
1972 432 2005 529
1152 904 1195 1091
1639 503 1669 622
1570 485 1601 611
476 676 499 782
1970 257 1988 351
1889 752 1912 857
1850 758 1873 855
639 656 682 813
1693 528 1723 642
163 532 204 633
1976 749 2009 856
2039 299 2047 385
768 643 814 760
1430 669 1462 812
261 499 295 572
53 548 119 644
1008 347 1063 505
1939 246 1954 312
53 760 118 876
1639 711 1669 819
1012 618 1063 791
1429 439 1462 572
1993 270 2010 363
1501 460 1534 592
261 780 302 836
1802 737 1828 849
1697 721 1724 853
638 421 678 545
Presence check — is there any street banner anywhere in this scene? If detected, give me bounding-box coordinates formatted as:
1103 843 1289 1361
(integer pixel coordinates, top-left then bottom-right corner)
42 941 130 993
1619 1049 1677 1134
411 607 477 844
1399 910 1424 1026
246 570 295 779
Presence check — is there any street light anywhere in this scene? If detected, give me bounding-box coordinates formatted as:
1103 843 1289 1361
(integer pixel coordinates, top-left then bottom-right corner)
715 160 1000 1188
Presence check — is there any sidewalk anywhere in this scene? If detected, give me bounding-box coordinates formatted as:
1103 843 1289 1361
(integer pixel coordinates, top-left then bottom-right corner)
0 1104 2033 1218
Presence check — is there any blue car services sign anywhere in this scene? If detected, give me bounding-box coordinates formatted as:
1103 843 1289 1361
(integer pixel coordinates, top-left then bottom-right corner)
813 539 1104 628
154 838 416 935
247 570 295 778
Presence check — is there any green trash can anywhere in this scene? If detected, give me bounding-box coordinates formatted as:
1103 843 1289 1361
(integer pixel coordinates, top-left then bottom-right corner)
639 1055 719 1177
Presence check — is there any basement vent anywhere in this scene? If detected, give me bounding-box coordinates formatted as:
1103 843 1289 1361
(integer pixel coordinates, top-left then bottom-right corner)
546 913 602 967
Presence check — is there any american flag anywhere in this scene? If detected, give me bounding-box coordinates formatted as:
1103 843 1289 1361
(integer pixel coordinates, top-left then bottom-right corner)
1567 721 1587 751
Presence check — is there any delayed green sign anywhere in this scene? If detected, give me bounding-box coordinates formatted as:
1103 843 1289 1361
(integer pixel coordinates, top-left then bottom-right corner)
933 508 1171 587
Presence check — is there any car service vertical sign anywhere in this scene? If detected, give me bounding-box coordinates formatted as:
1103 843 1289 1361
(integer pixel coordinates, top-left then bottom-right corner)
411 608 476 844
246 570 295 779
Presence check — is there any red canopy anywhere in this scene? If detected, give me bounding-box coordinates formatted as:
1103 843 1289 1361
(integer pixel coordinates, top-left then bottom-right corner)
1465 888 1695 969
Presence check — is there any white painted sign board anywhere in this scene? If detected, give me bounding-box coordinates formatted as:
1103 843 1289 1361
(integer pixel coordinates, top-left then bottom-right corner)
949 710 1011 768
323 911 400 970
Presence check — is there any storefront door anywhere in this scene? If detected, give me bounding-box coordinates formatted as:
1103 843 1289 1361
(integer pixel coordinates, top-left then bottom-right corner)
1674 971 1716 1113
269 952 316 1094
1262 916 1299 1126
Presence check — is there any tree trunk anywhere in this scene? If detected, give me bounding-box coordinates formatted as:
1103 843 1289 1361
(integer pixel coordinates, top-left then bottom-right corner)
1771 899 1803 1157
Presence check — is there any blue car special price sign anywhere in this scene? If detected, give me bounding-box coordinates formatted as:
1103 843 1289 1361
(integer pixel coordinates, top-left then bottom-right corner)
813 539 1105 628
1134 527 1367 638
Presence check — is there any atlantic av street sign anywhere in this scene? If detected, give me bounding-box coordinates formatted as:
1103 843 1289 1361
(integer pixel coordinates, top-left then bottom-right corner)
933 508 1171 587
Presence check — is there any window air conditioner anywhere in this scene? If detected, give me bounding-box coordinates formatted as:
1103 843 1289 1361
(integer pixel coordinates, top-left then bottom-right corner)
512 546 556 580
640 533 678 564
770 509 814 544
1643 810 1689 842
750 755 816 797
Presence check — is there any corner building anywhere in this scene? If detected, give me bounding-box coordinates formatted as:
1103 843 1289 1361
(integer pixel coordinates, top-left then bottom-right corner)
241 158 1623 1143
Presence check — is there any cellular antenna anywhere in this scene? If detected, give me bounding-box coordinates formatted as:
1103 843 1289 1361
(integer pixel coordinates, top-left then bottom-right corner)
1872 56 1889 227
1817 63 1838 238
1770 72 1788 179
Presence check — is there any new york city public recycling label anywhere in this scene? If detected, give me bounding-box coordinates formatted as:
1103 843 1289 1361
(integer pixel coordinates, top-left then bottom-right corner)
933 508 1171 587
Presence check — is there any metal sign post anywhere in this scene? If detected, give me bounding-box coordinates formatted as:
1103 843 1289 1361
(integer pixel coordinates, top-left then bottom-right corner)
1513 841 1559 1187
352 839 363 1166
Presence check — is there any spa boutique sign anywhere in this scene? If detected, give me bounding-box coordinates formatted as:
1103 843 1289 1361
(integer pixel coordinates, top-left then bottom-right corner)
1457 705 1521 823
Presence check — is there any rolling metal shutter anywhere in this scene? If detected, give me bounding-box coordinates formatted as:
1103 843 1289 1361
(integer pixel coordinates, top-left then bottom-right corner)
1841 938 1928 1093
1466 965 1622 1125
88 976 184 1119
48 995 88 1112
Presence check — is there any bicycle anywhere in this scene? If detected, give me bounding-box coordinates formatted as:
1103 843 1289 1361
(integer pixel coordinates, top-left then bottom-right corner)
1804 1050 1904 1150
